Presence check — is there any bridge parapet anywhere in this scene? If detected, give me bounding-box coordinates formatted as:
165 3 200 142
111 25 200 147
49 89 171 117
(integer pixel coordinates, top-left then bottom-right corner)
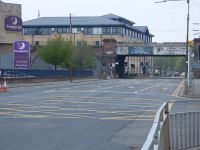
116 42 186 56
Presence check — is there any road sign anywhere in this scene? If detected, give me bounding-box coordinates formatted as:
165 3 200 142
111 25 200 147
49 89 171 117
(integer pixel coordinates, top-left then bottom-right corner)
13 40 30 69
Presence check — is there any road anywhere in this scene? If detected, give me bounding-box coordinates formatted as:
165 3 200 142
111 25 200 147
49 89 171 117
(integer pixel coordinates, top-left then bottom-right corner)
0 79 183 150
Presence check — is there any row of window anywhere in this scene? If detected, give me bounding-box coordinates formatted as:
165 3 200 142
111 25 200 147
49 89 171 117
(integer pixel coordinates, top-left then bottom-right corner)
23 27 123 35
23 27 152 42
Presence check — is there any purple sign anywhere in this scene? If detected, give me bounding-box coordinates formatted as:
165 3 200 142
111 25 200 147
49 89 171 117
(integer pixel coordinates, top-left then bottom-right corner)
13 41 30 69
5 16 22 31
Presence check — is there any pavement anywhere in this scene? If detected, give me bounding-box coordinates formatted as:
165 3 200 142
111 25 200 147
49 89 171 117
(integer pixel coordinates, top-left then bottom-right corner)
180 79 200 99
168 79 200 150
171 78 200 113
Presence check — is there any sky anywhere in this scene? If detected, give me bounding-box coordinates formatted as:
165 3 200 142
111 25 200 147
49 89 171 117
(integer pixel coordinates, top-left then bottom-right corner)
3 0 200 42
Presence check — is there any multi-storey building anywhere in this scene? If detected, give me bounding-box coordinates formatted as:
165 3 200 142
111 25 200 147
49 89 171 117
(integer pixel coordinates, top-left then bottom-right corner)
22 14 154 76
22 14 153 46
0 1 22 68
0 2 155 75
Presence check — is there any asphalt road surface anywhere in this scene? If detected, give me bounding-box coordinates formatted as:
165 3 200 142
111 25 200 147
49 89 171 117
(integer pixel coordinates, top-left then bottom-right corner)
0 79 183 150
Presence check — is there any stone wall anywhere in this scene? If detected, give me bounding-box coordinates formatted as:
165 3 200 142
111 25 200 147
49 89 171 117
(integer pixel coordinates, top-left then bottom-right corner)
0 2 22 44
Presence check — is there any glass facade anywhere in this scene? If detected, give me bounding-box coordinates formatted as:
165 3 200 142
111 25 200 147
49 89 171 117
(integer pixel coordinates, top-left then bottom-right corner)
112 27 122 34
23 26 152 42
102 27 111 34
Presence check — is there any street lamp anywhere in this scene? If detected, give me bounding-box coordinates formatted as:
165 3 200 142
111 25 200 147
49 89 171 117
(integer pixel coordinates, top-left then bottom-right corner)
155 0 190 80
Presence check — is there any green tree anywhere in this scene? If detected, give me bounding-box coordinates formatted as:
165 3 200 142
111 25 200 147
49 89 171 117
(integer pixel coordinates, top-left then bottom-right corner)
38 36 69 70
60 41 76 69
61 42 96 70
38 37 96 72
74 43 96 70
154 57 185 73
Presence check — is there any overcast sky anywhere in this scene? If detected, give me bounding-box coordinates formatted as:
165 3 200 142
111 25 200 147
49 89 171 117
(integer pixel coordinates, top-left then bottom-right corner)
3 0 200 42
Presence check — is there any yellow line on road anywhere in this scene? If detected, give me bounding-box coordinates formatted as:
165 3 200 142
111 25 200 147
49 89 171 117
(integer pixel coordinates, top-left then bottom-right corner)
100 115 154 121
14 114 49 118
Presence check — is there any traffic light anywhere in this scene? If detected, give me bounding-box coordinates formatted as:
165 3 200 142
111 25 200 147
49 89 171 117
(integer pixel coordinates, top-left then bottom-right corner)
188 40 193 46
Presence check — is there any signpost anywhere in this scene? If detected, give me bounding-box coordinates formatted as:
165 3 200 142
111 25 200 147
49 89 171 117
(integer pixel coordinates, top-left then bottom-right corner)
13 40 30 69
5 16 22 32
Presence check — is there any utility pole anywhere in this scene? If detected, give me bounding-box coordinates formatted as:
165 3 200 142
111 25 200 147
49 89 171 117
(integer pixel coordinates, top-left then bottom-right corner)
69 13 73 82
155 0 190 81
188 46 192 85
69 13 72 42
185 0 190 79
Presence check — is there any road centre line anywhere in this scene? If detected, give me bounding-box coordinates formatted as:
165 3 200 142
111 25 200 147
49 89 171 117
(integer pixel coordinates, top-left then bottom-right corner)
133 84 161 93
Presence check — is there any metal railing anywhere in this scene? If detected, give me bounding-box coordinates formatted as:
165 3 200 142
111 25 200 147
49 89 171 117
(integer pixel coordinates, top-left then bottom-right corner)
141 102 172 150
142 101 200 150
169 112 200 150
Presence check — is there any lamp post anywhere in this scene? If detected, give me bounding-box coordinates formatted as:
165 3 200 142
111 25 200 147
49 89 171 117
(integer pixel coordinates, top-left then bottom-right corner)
186 0 190 80
155 0 190 80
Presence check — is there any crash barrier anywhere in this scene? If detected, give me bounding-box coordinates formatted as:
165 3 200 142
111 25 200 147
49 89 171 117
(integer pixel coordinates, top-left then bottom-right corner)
0 79 8 92
169 112 200 150
141 102 172 150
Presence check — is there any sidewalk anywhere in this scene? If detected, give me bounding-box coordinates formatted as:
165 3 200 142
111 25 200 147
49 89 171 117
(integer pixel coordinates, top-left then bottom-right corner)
179 79 200 99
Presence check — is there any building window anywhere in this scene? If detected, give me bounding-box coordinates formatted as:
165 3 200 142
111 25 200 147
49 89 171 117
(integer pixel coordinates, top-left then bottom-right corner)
130 31 132 37
34 28 42 35
83 28 93 35
77 27 82 32
23 28 33 35
128 30 131 37
77 41 82 46
134 32 136 38
125 29 128 36
123 28 125 36
95 41 100 46
103 27 111 34
57 28 63 33
112 27 122 34
33 28 51 35
35 41 40 46
63 28 68 33
93 28 102 34
138 33 140 39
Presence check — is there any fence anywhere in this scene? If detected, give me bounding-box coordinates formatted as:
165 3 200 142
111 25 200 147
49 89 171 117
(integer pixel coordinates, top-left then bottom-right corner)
142 101 200 150
0 69 94 79
169 112 200 150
